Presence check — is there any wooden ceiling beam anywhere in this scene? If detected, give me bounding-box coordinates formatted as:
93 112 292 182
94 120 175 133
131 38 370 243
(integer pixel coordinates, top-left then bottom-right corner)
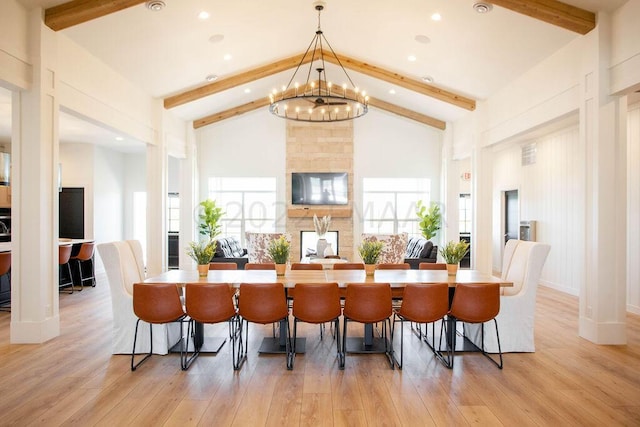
165 54 311 109
166 52 475 111
45 0 146 31
193 96 445 130
489 0 596 35
323 53 476 111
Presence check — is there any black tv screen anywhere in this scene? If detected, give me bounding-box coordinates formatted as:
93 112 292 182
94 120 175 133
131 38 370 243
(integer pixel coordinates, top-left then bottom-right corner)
292 172 348 205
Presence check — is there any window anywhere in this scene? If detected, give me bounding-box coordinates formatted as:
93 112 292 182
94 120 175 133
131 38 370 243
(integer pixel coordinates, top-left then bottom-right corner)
167 192 180 233
208 177 277 245
459 193 472 234
362 178 430 236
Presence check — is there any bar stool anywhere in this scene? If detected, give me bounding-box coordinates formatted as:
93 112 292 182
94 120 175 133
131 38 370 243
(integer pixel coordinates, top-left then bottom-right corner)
341 282 393 370
131 282 186 371
392 283 451 369
70 242 96 289
449 283 503 369
237 282 290 371
209 262 237 270
58 245 75 293
0 252 11 311
332 263 364 270
183 282 241 370
289 282 343 369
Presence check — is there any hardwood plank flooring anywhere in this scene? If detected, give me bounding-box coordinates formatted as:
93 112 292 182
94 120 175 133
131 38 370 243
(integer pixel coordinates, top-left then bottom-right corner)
0 274 639 426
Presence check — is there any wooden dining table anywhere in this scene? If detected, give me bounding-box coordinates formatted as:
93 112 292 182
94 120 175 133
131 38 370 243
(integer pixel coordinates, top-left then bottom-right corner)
146 268 512 355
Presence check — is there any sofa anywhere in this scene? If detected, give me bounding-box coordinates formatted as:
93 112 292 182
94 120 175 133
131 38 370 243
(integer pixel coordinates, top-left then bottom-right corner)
209 236 249 269
404 236 438 269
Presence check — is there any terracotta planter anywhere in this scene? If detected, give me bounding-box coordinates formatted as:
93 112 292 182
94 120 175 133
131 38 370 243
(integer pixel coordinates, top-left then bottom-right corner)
275 263 287 276
446 263 458 276
197 264 209 277
364 264 376 276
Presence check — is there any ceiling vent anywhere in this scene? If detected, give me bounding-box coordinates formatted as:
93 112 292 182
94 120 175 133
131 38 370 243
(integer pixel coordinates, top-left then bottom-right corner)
522 143 537 166
473 2 493 13
145 1 165 12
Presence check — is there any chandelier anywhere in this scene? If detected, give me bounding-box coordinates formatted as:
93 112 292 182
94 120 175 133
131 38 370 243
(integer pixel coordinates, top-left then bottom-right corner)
269 2 368 122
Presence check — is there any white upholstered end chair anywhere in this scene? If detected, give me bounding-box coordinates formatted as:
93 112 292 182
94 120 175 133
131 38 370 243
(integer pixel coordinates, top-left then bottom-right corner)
465 239 550 353
98 241 181 355
360 233 408 264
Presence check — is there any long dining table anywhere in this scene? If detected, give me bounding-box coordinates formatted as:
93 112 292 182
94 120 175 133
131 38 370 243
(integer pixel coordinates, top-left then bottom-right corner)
145 268 512 355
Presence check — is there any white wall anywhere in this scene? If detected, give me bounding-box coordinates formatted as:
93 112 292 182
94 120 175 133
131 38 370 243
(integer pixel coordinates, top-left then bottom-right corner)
123 153 147 241
196 108 287 204
93 146 125 244
59 143 94 239
491 125 582 295
627 103 640 314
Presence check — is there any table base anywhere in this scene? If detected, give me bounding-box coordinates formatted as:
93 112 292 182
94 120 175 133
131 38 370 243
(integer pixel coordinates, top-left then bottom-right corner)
258 337 306 354
345 337 389 354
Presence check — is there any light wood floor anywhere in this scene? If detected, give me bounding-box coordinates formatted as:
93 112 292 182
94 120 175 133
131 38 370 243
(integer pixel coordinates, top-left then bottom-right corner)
0 275 639 426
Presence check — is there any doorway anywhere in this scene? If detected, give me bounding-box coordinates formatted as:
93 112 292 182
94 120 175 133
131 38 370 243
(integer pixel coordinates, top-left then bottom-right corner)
504 190 519 244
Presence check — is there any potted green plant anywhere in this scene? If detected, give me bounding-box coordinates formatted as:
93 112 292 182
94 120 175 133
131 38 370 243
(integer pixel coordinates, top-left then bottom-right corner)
267 235 291 275
186 240 215 277
439 240 470 275
416 200 442 241
358 240 384 276
198 199 224 243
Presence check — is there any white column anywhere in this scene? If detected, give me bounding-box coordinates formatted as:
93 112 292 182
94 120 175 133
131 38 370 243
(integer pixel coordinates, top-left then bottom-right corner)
579 14 627 344
10 10 60 343
179 124 198 270
441 127 458 250
145 102 168 277
471 144 493 274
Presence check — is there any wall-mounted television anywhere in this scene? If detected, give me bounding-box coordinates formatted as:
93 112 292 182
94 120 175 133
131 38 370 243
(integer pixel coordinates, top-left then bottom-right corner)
292 172 348 205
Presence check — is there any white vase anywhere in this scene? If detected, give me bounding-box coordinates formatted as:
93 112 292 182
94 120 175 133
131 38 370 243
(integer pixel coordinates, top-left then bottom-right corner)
324 243 334 257
316 238 327 258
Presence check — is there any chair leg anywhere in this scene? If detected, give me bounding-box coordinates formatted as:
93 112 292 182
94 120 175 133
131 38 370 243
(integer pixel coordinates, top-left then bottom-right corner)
339 317 347 370
182 319 199 370
288 318 298 370
232 315 245 371
131 319 153 371
383 318 394 370
391 313 404 369
75 259 84 292
479 320 503 369
234 318 248 371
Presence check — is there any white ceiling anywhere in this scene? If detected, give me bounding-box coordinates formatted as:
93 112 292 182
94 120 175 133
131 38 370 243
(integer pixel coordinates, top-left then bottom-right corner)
1 0 632 150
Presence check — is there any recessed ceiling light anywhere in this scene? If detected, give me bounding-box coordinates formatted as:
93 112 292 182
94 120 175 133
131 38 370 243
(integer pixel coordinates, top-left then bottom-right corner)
209 34 224 44
389 89 396 95
145 1 165 12
198 11 210 20
415 35 430 44
431 13 441 21
205 74 218 82
408 55 417 62
422 76 434 83
473 2 493 13
223 54 232 61
115 136 124 141
244 88 251 93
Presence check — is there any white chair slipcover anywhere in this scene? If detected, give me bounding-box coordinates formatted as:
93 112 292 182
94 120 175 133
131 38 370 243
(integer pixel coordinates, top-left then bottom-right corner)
97 240 181 355
466 239 550 353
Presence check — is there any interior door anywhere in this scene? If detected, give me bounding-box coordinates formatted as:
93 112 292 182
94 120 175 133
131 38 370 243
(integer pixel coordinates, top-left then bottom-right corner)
504 190 518 244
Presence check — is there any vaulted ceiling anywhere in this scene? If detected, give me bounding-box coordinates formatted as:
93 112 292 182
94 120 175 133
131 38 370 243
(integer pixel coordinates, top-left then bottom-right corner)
4 0 630 145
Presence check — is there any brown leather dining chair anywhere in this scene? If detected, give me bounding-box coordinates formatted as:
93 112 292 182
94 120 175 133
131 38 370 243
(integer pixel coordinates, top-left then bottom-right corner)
183 282 241 370
237 282 290 370
341 282 393 370
332 263 365 270
69 242 96 288
419 263 447 270
377 263 411 270
58 245 75 293
131 282 186 371
290 262 323 270
209 262 237 270
392 283 451 369
244 263 276 270
448 283 503 369
289 282 343 369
